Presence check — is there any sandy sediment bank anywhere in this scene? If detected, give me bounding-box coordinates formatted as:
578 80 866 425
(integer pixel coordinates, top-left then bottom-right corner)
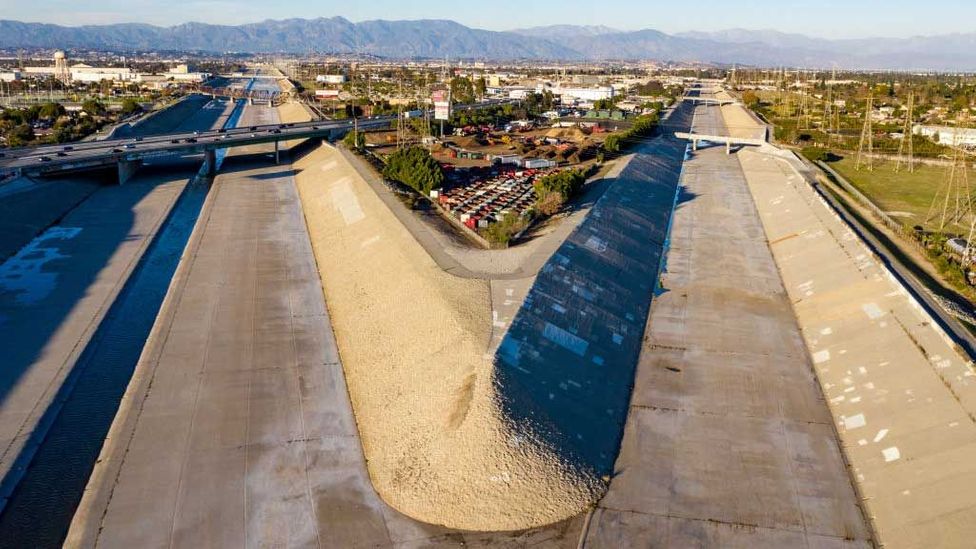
293 143 601 531
721 103 767 140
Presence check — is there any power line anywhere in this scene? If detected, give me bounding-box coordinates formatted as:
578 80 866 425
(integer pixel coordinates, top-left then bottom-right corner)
856 94 874 171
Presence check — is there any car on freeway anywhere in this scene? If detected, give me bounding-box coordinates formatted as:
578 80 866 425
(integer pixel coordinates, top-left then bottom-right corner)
193 131 200 135
217 128 227 133
186 138 197 143
112 148 124 153
249 126 258 131
170 139 180 144
135 137 144 142
62 146 73 151
39 156 51 162
270 129 281 134
56 151 67 157
125 144 136 149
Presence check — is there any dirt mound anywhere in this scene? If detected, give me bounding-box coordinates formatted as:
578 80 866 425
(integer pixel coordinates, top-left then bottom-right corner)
544 126 590 143
293 144 603 531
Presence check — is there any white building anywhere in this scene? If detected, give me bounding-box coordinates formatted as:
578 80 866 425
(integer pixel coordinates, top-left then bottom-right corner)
0 71 20 82
555 86 614 103
316 74 346 85
914 125 976 147
69 64 133 83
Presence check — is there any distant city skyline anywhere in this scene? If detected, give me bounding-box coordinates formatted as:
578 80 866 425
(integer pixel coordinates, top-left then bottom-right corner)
5 0 976 40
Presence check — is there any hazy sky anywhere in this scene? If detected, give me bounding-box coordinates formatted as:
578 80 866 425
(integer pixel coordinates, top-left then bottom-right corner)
3 0 975 39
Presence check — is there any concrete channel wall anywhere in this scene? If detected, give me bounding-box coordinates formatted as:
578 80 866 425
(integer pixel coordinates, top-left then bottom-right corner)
743 149 976 547
0 99 240 543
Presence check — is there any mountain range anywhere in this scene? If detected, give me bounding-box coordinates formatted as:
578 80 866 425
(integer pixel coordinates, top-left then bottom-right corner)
1 18 974 71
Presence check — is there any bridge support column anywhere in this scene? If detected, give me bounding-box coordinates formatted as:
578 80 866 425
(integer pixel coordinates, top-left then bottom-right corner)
205 149 218 176
117 158 142 185
274 140 280 165
726 140 731 155
692 139 698 152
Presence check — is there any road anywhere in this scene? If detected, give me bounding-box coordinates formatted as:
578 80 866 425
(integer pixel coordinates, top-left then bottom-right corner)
0 99 512 177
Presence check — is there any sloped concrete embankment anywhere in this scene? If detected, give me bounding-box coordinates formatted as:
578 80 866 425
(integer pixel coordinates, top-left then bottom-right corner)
494 132 689 478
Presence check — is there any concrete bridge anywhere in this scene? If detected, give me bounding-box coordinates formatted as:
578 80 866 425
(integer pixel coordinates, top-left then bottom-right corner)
0 117 391 184
680 96 738 106
674 131 769 154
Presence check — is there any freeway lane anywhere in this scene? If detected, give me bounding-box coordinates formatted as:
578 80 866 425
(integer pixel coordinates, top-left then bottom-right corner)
0 100 518 175
0 118 378 172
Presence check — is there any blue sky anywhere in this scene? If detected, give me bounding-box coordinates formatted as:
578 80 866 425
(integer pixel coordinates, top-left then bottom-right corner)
3 0 975 39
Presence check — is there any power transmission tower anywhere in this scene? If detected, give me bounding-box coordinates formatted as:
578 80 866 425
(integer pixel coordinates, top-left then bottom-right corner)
396 71 404 150
855 94 874 171
796 71 808 130
927 132 972 232
822 79 834 141
895 92 915 173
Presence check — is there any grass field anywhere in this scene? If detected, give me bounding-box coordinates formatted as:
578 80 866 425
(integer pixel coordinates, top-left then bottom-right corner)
827 156 966 233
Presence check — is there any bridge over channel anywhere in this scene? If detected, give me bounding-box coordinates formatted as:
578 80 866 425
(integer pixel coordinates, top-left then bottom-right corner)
0 117 391 184
674 130 770 154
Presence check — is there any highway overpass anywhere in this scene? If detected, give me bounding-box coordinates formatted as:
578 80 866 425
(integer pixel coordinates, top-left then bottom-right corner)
0 98 519 184
0 116 392 183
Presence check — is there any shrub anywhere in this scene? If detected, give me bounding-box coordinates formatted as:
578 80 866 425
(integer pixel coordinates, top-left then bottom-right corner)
382 146 444 195
482 212 529 246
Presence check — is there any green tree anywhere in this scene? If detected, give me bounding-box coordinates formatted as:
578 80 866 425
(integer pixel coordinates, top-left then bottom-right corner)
475 77 487 99
382 146 444 195
482 212 529 246
82 99 105 116
38 102 66 120
121 98 142 115
533 169 585 202
450 77 476 104
742 90 760 108
6 124 35 147
342 129 365 150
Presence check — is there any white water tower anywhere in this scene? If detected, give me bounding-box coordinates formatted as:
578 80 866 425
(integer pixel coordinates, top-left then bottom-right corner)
53 50 70 85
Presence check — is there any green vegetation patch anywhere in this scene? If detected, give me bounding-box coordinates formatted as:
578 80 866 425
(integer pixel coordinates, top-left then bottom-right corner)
382 146 444 195
828 156 960 232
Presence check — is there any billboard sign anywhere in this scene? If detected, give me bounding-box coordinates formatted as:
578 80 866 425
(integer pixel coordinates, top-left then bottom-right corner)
432 88 451 121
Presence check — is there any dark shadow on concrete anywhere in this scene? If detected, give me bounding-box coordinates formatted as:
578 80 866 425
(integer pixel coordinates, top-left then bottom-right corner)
492 104 696 476
0 99 240 547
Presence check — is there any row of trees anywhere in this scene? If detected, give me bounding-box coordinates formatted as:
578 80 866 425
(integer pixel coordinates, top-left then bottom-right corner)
382 146 445 195
0 98 142 147
533 169 586 216
601 111 661 154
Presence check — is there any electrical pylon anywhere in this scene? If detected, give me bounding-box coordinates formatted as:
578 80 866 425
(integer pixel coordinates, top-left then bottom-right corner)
855 94 874 171
926 132 972 232
895 92 915 173
821 80 833 141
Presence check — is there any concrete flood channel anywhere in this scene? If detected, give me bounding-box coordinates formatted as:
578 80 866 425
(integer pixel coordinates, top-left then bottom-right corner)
496 104 694 474
0 99 244 547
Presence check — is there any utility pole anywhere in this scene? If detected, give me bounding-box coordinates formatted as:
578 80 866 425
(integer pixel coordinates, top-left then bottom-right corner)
895 92 915 173
926 131 971 232
856 94 874 171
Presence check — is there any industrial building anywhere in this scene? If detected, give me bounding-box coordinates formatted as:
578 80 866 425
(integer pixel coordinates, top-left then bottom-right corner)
914 124 976 147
